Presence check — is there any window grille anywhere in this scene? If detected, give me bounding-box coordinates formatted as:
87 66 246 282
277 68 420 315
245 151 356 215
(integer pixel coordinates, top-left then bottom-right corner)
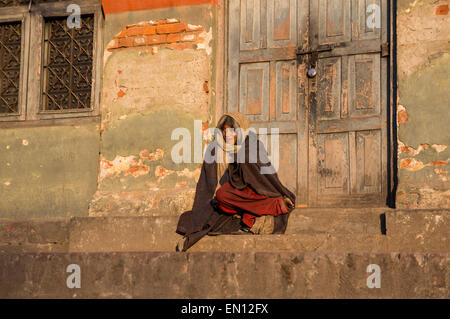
41 14 94 112
0 21 21 114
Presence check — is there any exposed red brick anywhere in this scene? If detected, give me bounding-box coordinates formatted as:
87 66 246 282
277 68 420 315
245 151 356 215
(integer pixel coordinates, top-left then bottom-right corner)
157 19 179 24
165 42 193 51
400 146 409 153
118 37 135 48
430 161 447 166
398 109 408 123
155 165 174 177
167 33 182 43
126 163 150 177
181 32 197 42
145 34 167 45
400 158 412 169
117 90 126 98
186 24 205 32
126 26 145 37
139 149 150 158
436 4 449 15
156 22 187 34
203 81 209 93
116 29 127 38
107 20 207 52
134 37 147 46
142 26 157 35
102 160 113 168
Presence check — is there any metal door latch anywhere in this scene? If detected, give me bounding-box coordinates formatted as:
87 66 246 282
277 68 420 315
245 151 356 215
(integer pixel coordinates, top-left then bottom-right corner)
296 44 334 78
381 42 390 57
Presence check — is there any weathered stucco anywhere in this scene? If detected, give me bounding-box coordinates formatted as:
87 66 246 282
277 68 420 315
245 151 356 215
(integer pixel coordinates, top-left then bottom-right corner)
396 0 450 208
89 5 217 216
0 124 100 219
1 1 449 219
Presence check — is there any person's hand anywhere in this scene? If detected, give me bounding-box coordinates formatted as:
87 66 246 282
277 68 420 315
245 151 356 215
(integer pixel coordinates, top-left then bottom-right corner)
283 197 294 209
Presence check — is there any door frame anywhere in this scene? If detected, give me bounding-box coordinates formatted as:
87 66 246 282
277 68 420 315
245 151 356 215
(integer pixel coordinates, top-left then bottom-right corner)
218 0 397 208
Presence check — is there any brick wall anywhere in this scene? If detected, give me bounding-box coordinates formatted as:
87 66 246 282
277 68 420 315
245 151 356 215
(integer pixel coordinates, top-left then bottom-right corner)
107 19 206 53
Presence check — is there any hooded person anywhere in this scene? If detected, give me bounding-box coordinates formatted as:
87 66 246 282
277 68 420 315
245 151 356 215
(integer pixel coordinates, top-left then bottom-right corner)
175 112 296 252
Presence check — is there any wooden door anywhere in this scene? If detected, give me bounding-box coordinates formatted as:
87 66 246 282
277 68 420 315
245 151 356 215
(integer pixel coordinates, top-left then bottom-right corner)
307 0 388 206
226 0 389 207
227 0 307 200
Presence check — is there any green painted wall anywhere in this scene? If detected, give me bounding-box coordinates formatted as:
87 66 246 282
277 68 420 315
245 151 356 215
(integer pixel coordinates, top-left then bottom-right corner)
89 4 217 216
0 123 100 219
396 0 450 208
1 1 448 219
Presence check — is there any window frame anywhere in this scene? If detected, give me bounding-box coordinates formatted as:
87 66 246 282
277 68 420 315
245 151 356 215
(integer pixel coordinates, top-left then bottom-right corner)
0 0 104 123
0 7 30 122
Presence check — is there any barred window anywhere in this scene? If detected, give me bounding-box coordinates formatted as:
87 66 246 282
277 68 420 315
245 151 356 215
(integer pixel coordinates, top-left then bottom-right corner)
0 21 21 114
42 15 94 112
0 0 103 124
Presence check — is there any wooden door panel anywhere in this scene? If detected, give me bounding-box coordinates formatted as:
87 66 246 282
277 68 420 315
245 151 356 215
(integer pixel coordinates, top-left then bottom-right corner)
352 0 382 41
240 0 262 51
318 132 350 195
228 0 302 197
349 54 381 117
355 130 382 194
262 133 298 193
309 0 388 206
317 56 342 120
227 0 388 207
267 0 298 48
315 0 352 45
275 60 297 121
239 62 270 121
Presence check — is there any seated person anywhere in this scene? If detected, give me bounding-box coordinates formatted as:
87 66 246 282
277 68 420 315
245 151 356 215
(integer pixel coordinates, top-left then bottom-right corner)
176 112 295 251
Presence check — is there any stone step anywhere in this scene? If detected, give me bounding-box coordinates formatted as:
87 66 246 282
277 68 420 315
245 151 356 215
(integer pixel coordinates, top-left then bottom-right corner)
286 207 388 235
0 210 385 253
1 208 447 253
0 251 448 298
385 209 449 250
69 232 447 253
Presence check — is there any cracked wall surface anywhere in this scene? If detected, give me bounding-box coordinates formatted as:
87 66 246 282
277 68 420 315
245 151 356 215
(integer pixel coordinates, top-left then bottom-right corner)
1 0 449 219
396 0 450 208
89 4 217 216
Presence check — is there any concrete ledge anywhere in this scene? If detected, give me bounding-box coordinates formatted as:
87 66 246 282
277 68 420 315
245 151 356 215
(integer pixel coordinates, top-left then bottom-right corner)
0 252 447 298
1 209 448 253
0 219 69 252
385 209 449 251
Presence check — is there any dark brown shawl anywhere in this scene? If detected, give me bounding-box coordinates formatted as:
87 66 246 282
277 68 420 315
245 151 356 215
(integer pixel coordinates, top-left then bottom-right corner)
175 131 296 251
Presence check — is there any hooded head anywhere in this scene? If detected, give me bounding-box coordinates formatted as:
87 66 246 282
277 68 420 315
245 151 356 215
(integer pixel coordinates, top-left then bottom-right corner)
215 112 250 146
214 112 251 189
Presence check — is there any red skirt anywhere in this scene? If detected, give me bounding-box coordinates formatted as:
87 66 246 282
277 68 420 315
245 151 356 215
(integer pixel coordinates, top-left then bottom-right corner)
215 181 288 227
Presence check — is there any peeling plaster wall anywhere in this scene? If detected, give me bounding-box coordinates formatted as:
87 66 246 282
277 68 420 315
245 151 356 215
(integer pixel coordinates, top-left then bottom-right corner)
89 5 217 216
396 0 450 208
